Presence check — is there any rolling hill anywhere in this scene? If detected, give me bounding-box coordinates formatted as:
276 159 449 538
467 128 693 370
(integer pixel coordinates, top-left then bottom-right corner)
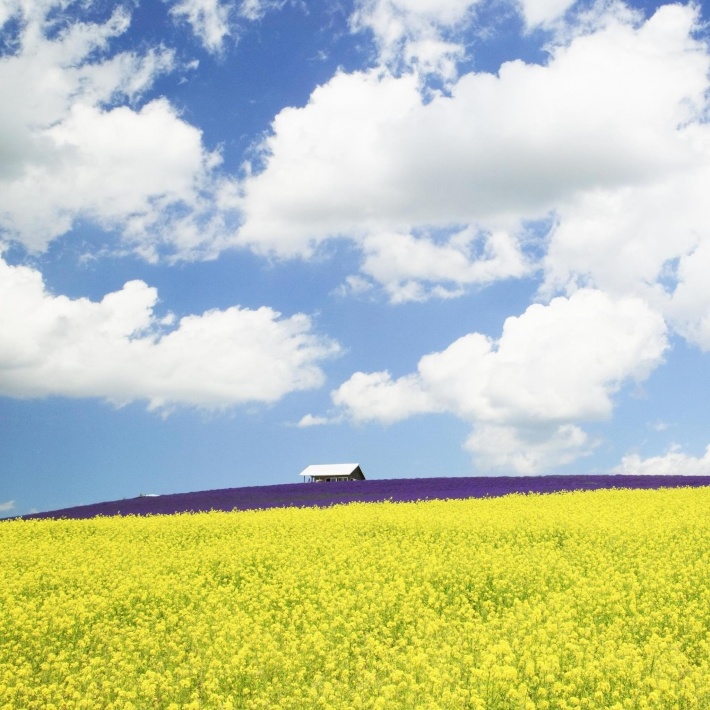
18 473 710 520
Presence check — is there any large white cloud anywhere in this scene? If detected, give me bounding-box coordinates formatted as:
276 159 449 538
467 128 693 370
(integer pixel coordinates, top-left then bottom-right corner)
329 289 667 472
2 100 221 250
0 256 339 411
527 7 710 353
238 4 708 300
4 0 709 309
613 444 710 476
0 0 239 259
542 154 710 350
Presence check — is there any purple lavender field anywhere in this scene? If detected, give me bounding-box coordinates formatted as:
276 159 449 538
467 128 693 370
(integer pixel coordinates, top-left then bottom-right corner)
17 474 710 520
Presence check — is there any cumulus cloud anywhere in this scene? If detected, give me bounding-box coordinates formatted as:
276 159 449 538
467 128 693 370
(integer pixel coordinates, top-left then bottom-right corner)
358 229 530 302
464 423 593 475
330 290 667 472
531 5 710 352
332 370 441 424
238 69 422 258
542 136 710 352
664 240 710 351
0 256 339 411
0 0 238 259
613 444 710 476
2 99 224 251
238 4 709 300
5 0 709 311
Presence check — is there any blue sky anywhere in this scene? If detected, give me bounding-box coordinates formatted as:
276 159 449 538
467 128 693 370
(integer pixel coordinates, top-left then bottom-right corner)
2 0 710 516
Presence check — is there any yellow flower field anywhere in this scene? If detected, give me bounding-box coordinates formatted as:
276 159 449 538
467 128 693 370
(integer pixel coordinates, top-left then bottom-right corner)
2 487 710 709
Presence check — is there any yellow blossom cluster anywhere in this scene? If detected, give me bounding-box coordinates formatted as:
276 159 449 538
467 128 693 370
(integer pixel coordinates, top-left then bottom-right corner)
2 487 710 708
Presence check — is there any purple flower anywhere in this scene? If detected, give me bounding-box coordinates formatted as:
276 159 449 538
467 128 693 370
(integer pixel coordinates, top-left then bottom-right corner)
19 474 710 520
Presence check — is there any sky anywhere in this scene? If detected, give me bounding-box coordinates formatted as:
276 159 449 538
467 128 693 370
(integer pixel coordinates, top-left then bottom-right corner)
2 0 710 517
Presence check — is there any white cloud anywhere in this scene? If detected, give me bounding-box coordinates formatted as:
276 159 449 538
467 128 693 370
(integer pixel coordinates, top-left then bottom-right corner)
149 0 293 55
613 444 710 476
332 370 441 424
296 413 335 427
465 423 593 474
0 500 15 512
0 256 339 411
239 4 708 299
0 0 238 260
170 0 232 53
2 99 223 250
331 289 667 472
238 69 422 258
350 0 474 77
532 5 710 353
5 0 709 302
542 136 710 352
660 236 710 351
238 0 289 21
359 228 530 302
518 0 578 28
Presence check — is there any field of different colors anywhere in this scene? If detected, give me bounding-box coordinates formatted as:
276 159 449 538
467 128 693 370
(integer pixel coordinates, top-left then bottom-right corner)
2 479 710 708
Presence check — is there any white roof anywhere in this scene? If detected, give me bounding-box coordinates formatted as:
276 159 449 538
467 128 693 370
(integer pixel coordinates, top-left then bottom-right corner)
299 463 361 478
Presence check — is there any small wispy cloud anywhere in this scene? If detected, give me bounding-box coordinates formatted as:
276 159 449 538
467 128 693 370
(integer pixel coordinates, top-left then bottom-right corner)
0 500 16 512
296 413 339 427
613 444 710 476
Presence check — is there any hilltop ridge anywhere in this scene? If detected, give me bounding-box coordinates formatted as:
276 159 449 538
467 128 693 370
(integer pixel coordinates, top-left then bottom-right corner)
14 474 710 521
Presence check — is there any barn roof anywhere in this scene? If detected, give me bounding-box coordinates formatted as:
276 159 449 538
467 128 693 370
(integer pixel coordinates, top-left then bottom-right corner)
299 463 362 478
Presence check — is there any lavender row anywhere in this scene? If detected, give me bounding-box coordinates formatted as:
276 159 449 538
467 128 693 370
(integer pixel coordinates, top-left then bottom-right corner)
15 474 710 521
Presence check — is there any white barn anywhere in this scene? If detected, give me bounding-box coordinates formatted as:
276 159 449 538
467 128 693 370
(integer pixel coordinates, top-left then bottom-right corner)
299 463 366 483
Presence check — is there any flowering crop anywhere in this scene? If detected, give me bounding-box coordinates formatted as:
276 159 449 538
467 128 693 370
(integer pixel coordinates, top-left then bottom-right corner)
19 474 710 520
2 487 710 709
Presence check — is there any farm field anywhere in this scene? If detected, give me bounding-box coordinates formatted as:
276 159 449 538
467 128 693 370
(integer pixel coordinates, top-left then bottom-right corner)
2 486 710 709
17 473 710 520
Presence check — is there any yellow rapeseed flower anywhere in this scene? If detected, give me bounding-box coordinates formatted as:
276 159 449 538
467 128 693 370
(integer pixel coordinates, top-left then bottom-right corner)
1 487 710 707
